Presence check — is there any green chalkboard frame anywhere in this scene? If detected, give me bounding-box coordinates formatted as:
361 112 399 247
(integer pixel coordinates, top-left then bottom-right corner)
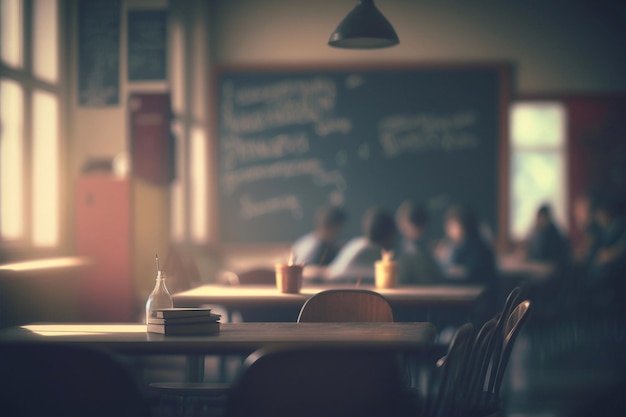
212 62 512 248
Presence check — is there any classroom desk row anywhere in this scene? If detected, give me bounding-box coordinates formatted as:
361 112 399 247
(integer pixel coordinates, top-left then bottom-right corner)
173 283 487 323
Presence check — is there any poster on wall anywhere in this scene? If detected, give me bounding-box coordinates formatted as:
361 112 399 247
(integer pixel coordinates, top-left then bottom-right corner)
129 93 174 185
78 0 121 106
127 10 168 81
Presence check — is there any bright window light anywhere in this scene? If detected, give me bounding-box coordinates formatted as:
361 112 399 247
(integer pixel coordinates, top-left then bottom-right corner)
0 79 24 240
32 90 60 246
33 0 59 82
0 0 23 68
509 102 567 241
190 127 207 243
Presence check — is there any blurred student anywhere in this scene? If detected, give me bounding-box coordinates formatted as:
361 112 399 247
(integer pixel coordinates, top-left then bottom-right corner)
436 205 497 286
326 207 397 282
525 204 568 263
395 201 443 284
584 193 626 312
291 205 348 266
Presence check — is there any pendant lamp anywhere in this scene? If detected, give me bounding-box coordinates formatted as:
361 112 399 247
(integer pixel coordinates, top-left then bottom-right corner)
328 0 399 49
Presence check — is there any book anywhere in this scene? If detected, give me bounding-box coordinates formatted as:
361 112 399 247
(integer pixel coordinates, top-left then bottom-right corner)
147 322 220 335
147 314 221 325
151 308 216 319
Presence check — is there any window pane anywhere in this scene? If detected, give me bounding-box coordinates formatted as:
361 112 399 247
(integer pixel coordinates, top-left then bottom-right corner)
0 79 24 240
510 102 565 148
32 90 59 246
510 151 566 240
190 127 207 243
33 0 59 82
1 0 23 67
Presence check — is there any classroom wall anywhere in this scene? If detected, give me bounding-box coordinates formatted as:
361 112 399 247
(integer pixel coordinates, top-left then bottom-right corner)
67 0 626 274
209 0 626 93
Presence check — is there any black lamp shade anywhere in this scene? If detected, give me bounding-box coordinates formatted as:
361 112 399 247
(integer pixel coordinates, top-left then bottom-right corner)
329 0 399 49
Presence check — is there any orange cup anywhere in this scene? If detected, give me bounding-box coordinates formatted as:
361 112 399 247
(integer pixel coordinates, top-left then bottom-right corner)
275 264 303 294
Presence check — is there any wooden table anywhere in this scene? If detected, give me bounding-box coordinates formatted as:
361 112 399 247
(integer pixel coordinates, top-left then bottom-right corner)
173 284 485 324
0 322 437 382
173 284 485 310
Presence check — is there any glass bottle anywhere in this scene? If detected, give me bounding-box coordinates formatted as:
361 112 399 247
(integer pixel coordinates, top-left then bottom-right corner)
145 270 173 324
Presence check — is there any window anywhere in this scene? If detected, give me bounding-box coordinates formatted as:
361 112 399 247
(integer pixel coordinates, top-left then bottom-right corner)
0 0 63 250
509 102 567 241
168 3 209 244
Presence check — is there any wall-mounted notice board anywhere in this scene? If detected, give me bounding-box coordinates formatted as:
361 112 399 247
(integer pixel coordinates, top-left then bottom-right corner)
78 0 121 106
127 9 167 81
215 64 510 245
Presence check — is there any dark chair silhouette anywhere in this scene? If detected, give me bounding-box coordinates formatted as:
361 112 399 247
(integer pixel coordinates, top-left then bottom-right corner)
427 287 533 417
469 299 533 417
425 322 475 417
0 342 150 417
226 345 411 417
297 289 394 322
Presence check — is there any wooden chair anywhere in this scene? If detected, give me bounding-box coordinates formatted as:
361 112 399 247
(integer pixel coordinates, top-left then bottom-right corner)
228 268 276 285
226 345 411 417
0 342 150 417
297 289 394 322
425 322 475 417
471 299 533 417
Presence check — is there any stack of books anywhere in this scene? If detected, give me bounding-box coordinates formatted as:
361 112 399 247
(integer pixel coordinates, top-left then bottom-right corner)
147 308 221 335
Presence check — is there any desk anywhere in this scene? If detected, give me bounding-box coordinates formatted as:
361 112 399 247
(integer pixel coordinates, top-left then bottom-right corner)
173 284 485 324
173 284 485 310
0 322 435 354
0 322 436 382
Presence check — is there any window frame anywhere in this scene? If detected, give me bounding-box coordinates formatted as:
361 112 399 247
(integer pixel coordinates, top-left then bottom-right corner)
508 99 569 243
0 0 67 259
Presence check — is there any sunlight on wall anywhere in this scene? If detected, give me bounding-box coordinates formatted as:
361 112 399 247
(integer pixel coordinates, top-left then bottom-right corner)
0 0 22 68
190 127 208 243
0 79 24 240
170 122 185 243
32 90 60 246
33 0 58 82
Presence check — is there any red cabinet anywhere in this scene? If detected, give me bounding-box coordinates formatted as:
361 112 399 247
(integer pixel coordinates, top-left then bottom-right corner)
76 175 135 321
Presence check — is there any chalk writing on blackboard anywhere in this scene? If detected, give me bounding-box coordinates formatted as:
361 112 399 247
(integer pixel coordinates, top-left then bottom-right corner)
378 111 479 157
221 159 347 195
222 78 337 133
221 132 310 170
127 10 167 81
240 194 303 220
217 66 507 244
78 0 121 106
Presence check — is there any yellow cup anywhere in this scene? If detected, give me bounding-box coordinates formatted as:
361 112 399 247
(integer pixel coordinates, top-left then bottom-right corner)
375 261 397 289
275 264 303 294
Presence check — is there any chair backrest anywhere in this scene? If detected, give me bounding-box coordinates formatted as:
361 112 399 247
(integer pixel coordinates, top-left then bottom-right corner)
226 345 406 417
493 299 532 397
0 342 150 417
427 322 475 417
229 268 276 285
465 317 498 411
297 289 394 322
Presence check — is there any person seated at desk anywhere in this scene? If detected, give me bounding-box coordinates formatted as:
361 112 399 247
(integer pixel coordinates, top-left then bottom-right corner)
292 205 348 266
325 207 397 283
583 193 626 313
524 204 568 263
395 200 443 284
436 205 497 286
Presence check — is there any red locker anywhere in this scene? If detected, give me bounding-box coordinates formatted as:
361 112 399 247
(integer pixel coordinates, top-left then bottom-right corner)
75 175 135 321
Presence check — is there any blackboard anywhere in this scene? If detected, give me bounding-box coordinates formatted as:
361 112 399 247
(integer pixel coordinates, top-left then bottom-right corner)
216 65 509 244
78 0 121 106
127 10 167 81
